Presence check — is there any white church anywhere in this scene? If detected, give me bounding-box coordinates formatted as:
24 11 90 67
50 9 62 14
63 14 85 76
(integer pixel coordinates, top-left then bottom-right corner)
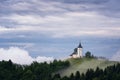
70 42 83 58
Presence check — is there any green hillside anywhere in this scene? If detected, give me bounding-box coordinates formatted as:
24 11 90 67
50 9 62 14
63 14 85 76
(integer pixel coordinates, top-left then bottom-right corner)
57 58 118 77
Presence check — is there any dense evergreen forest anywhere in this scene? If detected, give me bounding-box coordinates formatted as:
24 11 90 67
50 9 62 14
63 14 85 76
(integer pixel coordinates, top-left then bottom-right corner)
0 59 120 80
0 60 69 80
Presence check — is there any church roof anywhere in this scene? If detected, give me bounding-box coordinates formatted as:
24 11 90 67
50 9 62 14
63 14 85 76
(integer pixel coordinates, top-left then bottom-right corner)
70 52 77 56
78 42 83 48
70 42 83 56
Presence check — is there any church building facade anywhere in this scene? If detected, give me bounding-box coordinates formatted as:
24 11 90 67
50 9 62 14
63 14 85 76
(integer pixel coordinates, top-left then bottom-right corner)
70 43 83 58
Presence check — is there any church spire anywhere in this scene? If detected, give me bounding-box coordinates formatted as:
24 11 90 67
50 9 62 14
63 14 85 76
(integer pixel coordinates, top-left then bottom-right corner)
78 42 82 48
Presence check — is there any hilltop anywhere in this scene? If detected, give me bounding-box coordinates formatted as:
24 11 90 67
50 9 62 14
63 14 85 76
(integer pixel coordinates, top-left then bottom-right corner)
57 58 118 77
0 58 120 80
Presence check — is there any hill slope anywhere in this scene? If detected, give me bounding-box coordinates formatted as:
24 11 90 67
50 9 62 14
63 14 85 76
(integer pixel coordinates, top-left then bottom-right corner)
58 58 118 76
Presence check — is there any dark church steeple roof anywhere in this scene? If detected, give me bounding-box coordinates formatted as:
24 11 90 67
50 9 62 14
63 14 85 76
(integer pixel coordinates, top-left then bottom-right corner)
78 42 82 48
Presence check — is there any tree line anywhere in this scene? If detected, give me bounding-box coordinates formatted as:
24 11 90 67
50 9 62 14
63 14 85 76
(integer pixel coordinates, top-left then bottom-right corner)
0 60 69 80
0 59 120 80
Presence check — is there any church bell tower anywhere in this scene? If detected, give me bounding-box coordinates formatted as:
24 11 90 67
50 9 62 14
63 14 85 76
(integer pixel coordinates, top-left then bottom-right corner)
77 42 83 58
70 42 83 58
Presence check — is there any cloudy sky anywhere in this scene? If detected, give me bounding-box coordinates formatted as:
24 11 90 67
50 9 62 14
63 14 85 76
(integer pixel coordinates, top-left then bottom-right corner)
0 0 120 64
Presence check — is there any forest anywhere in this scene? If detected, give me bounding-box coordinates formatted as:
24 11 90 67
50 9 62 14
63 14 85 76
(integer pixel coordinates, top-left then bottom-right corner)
0 59 120 80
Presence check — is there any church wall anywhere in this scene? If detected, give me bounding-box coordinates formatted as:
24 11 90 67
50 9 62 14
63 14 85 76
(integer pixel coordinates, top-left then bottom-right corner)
77 48 82 58
72 54 78 58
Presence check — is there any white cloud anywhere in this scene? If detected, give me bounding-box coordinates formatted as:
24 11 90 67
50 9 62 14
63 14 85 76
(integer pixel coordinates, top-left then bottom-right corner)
0 25 36 35
35 56 54 63
4 14 44 24
65 12 98 17
110 50 120 61
1 11 120 38
10 0 66 12
11 2 31 11
0 47 54 65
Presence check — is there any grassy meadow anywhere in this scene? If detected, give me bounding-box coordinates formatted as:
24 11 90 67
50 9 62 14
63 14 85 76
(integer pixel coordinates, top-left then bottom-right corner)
58 58 118 77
